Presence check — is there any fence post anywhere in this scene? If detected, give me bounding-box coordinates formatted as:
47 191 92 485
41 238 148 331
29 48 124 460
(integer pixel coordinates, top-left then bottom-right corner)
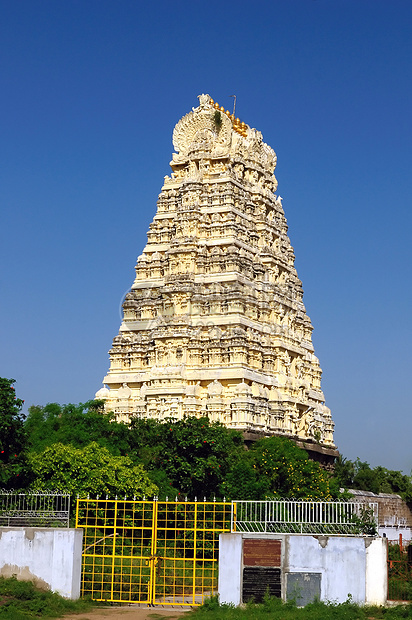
149 498 158 604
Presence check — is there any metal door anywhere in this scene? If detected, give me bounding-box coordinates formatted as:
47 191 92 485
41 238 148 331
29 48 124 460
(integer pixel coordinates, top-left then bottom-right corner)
77 498 231 606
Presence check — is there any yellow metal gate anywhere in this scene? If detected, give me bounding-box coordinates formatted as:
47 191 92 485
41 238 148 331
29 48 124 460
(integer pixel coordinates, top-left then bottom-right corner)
76 499 231 606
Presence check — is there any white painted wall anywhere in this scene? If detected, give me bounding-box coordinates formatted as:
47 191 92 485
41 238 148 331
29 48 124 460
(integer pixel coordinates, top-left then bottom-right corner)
286 535 366 604
218 533 242 605
379 526 411 542
365 538 387 606
219 533 387 607
0 528 83 599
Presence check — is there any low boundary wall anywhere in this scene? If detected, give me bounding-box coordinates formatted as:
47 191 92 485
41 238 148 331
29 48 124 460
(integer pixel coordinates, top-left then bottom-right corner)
219 533 387 607
0 527 83 599
349 490 412 542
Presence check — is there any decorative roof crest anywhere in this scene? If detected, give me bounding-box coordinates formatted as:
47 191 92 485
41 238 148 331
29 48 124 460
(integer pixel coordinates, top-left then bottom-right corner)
172 94 277 174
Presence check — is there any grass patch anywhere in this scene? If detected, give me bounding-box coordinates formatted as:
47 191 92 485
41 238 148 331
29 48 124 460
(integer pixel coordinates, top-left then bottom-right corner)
185 594 412 620
0 576 95 619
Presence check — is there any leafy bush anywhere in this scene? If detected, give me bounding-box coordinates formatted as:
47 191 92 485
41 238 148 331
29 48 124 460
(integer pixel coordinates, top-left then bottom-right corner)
28 441 158 498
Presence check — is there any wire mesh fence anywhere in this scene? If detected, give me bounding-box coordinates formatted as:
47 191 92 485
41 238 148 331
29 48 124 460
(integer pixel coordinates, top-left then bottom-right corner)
0 491 70 527
387 536 412 601
231 500 379 535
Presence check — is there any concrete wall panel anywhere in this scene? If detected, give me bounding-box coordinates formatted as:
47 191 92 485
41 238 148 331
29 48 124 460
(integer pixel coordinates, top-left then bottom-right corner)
365 538 387 606
219 533 387 607
287 535 366 604
218 533 242 605
0 528 83 599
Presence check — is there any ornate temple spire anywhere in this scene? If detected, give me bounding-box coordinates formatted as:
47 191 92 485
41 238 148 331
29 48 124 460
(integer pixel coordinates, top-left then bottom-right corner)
97 95 336 451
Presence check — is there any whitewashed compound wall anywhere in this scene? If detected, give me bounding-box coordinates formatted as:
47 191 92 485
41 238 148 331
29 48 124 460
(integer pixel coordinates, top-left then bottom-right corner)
219 533 387 607
0 528 83 599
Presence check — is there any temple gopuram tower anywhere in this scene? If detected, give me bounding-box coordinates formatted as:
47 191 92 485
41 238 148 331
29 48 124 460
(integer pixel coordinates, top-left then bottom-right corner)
97 94 336 456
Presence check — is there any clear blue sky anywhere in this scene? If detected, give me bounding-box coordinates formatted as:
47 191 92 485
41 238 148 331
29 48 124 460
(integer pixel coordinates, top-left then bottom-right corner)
1 0 411 474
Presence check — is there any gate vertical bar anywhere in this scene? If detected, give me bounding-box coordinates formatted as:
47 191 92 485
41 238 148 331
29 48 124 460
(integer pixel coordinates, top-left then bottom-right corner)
192 501 198 604
110 499 118 602
75 498 80 528
232 501 237 532
150 499 158 604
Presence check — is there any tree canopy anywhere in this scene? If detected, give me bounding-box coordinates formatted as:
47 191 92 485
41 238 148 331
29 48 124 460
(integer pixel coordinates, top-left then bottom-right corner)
22 399 342 500
334 457 412 502
223 436 337 500
0 378 27 488
25 400 131 455
28 442 158 498
2 379 410 502
127 415 245 499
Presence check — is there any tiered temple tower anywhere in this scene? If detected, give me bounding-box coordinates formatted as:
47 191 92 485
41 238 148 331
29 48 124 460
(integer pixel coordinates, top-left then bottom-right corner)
96 94 336 454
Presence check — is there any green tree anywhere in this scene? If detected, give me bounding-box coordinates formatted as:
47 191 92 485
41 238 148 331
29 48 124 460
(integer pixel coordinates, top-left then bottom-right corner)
228 437 332 499
222 459 270 500
0 378 27 488
335 456 412 501
28 441 158 498
25 400 132 455
378 467 412 502
128 416 244 499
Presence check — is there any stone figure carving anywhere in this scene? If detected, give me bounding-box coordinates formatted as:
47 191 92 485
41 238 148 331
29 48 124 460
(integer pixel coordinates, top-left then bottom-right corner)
140 382 148 398
198 93 210 108
236 381 252 395
297 406 314 436
295 358 304 379
185 383 196 396
251 382 260 397
118 383 132 399
208 379 223 396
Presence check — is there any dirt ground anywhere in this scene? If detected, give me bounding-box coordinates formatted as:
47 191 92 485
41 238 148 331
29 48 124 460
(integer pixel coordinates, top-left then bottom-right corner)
61 605 190 620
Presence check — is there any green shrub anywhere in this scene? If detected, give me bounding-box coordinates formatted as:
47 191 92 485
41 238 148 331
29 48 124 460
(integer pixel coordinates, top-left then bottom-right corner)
0 576 94 618
188 594 412 619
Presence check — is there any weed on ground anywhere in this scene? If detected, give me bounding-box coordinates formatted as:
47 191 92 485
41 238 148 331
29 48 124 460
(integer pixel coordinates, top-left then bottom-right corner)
186 594 412 620
0 576 94 619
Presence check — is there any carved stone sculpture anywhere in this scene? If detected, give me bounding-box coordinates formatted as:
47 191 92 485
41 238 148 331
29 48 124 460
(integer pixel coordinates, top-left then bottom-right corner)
96 95 336 448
